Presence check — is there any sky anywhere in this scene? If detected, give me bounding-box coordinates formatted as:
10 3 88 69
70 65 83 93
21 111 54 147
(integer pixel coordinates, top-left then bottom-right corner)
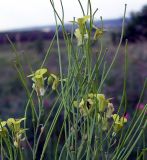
0 0 146 32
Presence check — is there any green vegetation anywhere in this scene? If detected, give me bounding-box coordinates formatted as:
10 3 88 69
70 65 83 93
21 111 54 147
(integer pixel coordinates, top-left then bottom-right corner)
0 0 146 159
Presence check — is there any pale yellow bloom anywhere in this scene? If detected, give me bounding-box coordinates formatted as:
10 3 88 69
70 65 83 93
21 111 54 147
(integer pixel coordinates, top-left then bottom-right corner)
78 98 94 116
77 15 90 33
74 28 83 46
94 28 103 40
0 121 7 137
93 94 110 112
7 118 26 148
106 103 115 118
7 118 25 132
28 68 48 96
73 15 90 46
112 114 127 132
28 68 47 78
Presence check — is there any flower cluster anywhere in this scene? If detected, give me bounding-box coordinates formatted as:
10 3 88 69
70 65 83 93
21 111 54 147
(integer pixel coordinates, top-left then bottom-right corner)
0 118 26 148
112 114 127 133
28 68 63 96
7 118 26 148
73 15 90 46
74 93 127 133
74 93 112 116
0 121 7 137
72 15 104 46
93 25 104 40
28 68 48 96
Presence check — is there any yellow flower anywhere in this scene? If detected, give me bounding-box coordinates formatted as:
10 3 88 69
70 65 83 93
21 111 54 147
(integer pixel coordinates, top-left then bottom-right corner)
0 121 6 130
88 93 94 99
77 15 90 24
28 68 47 78
14 140 19 148
112 114 127 133
77 15 90 33
94 94 110 112
48 74 59 90
94 28 103 40
74 28 83 46
7 118 26 148
93 25 104 40
0 121 7 137
7 118 25 133
74 93 112 116
50 74 60 90
14 128 26 148
72 15 90 46
106 103 115 118
86 93 111 112
74 28 89 46
28 68 48 96
70 16 90 32
75 96 94 116
48 74 66 91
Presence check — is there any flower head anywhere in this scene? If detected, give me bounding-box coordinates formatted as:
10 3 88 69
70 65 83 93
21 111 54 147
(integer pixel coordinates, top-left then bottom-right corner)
74 94 95 116
74 93 112 116
48 74 60 90
28 68 47 79
7 118 26 148
48 74 66 91
94 94 110 112
72 15 90 46
7 118 25 133
112 114 127 133
0 121 6 130
77 15 90 34
93 26 103 40
106 103 115 118
28 68 48 96
79 98 94 116
0 121 7 137
74 28 83 46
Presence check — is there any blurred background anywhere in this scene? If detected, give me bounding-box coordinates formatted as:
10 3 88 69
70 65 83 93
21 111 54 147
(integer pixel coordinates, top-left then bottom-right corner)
0 0 147 158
